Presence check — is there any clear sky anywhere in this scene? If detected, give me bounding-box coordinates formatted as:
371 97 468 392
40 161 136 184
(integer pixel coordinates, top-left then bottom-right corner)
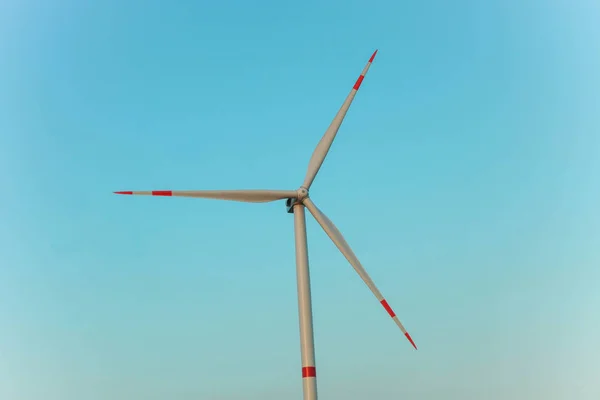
1 0 599 399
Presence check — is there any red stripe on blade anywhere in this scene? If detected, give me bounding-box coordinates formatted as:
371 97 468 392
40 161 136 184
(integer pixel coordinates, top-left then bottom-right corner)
302 367 316 378
353 75 365 90
380 299 396 318
405 332 418 350
114 191 133 195
369 50 378 63
152 191 172 196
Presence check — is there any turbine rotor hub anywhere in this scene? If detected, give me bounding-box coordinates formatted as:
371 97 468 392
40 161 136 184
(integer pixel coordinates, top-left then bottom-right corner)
297 187 309 201
286 187 309 214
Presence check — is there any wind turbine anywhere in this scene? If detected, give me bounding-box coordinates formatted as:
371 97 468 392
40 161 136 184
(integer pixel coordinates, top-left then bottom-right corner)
115 50 416 400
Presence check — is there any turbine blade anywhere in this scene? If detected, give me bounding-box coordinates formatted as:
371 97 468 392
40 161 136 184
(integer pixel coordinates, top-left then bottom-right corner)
302 50 378 190
303 198 417 350
113 189 297 203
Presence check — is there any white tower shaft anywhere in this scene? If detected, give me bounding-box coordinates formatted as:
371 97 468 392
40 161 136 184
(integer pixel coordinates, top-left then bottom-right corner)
293 204 318 400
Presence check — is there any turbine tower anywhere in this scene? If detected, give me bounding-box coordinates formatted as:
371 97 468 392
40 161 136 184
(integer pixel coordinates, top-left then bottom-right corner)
115 50 416 400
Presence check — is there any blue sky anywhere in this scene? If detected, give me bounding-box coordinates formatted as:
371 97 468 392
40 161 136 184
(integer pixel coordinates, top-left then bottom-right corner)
1 0 599 399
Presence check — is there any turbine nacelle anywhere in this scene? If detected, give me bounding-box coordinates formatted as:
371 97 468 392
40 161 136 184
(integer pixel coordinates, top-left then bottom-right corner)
286 198 300 214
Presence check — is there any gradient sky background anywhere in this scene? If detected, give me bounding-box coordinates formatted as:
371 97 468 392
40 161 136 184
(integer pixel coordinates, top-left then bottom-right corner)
1 0 599 399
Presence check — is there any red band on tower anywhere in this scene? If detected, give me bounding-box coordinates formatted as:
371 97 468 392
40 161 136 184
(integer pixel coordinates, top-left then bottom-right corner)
302 366 316 378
